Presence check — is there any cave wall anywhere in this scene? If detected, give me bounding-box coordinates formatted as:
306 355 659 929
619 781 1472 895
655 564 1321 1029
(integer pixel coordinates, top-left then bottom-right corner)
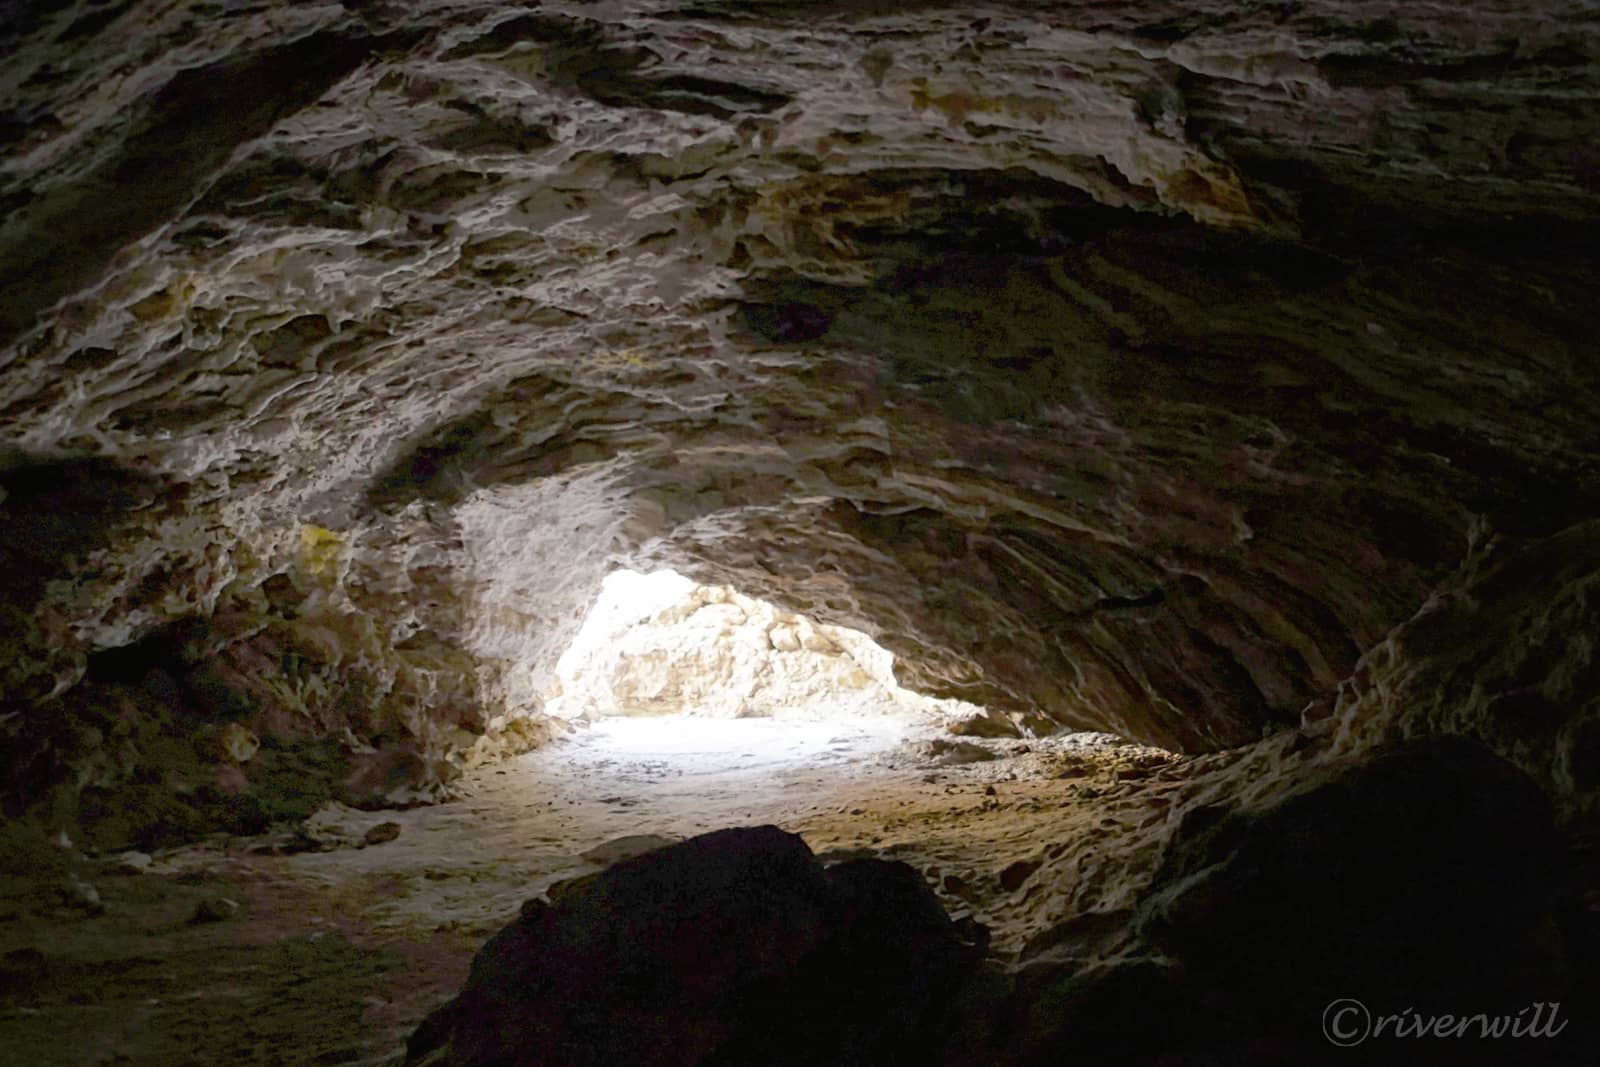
1 0 1598 831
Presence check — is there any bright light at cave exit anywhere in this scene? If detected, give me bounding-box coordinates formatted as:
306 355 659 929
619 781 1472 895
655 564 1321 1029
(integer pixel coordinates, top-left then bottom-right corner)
546 569 949 764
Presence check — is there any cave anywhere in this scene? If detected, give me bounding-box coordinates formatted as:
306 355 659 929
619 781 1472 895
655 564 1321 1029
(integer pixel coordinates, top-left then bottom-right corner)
1 0 1597 1063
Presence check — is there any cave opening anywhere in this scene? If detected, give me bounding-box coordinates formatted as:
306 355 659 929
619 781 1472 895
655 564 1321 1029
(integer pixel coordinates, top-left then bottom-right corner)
540 566 956 771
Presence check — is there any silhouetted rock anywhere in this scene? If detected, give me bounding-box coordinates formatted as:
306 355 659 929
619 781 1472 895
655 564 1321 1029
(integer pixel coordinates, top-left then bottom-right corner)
1123 737 1593 1064
934 738 1596 1067
1140 738 1568 1007
406 825 985 1067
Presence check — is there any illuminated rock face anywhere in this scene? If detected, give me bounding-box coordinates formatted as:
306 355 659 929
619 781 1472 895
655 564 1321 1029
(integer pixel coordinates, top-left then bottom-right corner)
546 569 978 723
0 2 1597 827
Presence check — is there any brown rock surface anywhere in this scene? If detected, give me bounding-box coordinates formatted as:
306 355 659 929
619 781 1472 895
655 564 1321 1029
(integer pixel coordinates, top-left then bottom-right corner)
0 15 1598 1062
1 1 1596 829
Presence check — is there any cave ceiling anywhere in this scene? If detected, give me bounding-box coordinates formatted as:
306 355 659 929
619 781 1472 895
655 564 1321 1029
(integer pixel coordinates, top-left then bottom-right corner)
1 0 1598 781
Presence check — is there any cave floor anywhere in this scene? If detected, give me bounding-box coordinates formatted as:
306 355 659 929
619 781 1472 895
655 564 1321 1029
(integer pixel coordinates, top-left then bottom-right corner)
1 718 1199 1066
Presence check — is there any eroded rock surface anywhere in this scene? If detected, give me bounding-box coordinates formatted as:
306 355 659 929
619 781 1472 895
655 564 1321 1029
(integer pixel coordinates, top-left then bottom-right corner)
0 2 1596 853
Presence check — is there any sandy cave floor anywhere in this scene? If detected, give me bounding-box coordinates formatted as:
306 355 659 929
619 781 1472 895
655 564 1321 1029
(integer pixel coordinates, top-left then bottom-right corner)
0 715 1200 1067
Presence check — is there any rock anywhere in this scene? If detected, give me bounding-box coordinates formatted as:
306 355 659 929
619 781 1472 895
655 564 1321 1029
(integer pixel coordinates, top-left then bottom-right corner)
927 740 999 767
795 621 834 653
995 957 1228 1067
543 871 600 903
407 826 832 1066
216 721 260 763
341 744 431 809
1137 737 1575 1017
362 821 402 846
979 748 1593 1062
114 851 153 873
718 856 986 1065
189 896 240 924
945 712 1020 739
932 739 1597 1066
1382 523 1600 827
546 573 943 723
577 833 676 866
1013 908 1138 969
405 826 984 1066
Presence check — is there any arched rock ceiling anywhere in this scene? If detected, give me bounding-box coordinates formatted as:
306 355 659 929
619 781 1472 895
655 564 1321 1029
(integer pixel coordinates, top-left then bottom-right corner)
1 1 1598 795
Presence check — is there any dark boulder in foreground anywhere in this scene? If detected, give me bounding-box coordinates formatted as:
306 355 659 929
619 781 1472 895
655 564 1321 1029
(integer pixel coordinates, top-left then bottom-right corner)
405 825 986 1067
